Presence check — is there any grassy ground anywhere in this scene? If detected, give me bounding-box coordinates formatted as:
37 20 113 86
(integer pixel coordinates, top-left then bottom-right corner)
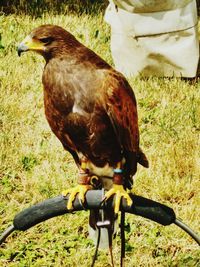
0 6 200 267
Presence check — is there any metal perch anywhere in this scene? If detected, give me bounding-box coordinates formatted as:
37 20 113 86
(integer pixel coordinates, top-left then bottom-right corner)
1 191 199 265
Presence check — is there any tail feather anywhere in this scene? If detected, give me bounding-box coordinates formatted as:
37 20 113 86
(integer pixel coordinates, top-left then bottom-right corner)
137 147 149 168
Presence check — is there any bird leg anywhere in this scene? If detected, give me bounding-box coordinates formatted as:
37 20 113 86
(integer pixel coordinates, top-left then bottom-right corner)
62 158 92 210
103 162 133 214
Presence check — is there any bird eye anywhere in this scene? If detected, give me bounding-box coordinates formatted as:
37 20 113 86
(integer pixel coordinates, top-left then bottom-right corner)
40 37 53 44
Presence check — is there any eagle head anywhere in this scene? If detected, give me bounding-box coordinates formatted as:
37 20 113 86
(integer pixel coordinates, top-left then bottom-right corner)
17 25 79 60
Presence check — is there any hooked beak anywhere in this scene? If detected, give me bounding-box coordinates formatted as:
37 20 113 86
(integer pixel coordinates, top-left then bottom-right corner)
17 35 45 57
17 42 29 57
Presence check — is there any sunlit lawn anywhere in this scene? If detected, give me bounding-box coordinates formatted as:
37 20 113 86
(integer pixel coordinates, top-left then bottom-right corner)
0 8 200 267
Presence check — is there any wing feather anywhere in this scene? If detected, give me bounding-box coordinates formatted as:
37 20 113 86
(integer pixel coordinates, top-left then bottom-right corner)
104 72 139 153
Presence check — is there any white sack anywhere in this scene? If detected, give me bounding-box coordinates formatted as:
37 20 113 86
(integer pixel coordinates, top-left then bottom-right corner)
105 0 199 77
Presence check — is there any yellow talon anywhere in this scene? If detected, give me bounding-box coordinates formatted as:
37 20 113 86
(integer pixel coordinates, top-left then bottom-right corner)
104 184 133 214
62 184 92 210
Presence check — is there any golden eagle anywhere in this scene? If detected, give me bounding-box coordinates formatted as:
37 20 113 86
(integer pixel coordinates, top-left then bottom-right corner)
18 25 148 249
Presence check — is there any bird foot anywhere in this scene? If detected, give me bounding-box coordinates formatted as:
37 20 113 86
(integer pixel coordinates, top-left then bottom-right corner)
62 184 92 210
102 184 133 214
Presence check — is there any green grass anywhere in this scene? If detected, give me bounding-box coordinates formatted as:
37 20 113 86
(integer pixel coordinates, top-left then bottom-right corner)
0 8 200 267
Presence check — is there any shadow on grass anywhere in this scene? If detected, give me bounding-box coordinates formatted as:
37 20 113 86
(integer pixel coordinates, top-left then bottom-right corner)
0 0 108 17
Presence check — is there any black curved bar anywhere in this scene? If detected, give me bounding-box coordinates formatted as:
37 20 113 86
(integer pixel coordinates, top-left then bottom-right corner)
1 191 200 246
13 191 176 231
174 218 200 245
0 225 15 245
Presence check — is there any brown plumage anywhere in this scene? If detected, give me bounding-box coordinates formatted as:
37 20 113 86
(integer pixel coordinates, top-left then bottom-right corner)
18 25 148 253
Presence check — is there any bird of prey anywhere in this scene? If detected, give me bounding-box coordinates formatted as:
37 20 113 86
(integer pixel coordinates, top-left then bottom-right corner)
18 25 148 250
